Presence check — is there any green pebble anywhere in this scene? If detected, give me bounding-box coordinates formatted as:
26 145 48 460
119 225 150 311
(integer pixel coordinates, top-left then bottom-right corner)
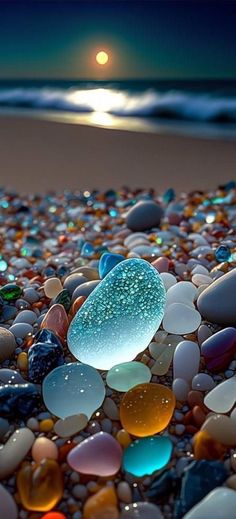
0 284 23 301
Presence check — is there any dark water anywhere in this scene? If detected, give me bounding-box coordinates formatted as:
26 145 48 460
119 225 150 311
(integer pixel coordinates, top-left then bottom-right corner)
0 79 236 138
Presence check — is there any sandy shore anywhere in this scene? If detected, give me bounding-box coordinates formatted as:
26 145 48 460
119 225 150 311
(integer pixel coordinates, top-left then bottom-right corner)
0 115 235 194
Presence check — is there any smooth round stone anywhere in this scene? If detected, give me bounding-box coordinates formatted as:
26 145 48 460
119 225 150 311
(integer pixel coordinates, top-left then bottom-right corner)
17 459 63 512
192 373 215 391
14 310 37 325
160 272 177 291
52 289 71 312
123 436 172 477
44 278 63 299
0 283 22 301
201 414 236 445
0 484 17 519
163 303 201 334
120 383 175 437
0 427 34 479
172 378 190 402
99 253 125 278
201 327 236 372
42 362 105 419
197 269 236 325
63 273 88 295
173 341 200 382
215 244 231 263
120 502 164 519
68 259 166 370
54 414 88 438
9 322 33 339
126 201 163 231
0 383 39 418
68 431 122 476
23 287 40 303
152 256 169 274
0 368 24 385
71 280 100 302
0 328 16 362
166 281 198 306
28 341 64 383
204 377 236 413
32 437 58 462
41 304 69 340
150 342 177 376
106 362 151 392
192 274 212 287
183 488 236 519
124 232 148 248
198 324 212 345
192 265 210 275
83 486 118 519
74 266 99 280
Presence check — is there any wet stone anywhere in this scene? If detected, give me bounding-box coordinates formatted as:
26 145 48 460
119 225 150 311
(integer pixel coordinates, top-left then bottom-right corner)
0 284 23 301
0 383 39 418
28 341 64 383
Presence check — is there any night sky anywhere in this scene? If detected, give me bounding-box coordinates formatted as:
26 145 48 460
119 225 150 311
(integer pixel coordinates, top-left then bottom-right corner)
0 0 236 80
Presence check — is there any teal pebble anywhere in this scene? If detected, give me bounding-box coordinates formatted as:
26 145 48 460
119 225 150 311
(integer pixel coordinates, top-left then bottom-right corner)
99 252 125 279
42 362 105 419
106 361 151 392
123 436 173 477
67 258 166 370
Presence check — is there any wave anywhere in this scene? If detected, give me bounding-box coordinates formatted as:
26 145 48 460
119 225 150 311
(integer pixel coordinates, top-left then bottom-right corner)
0 86 236 123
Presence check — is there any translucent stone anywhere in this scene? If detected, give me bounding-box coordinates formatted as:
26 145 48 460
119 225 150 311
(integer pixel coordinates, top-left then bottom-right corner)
32 437 58 463
150 339 178 376
204 377 236 413
17 459 63 512
41 304 69 341
54 414 88 438
120 383 175 437
42 362 105 419
67 259 166 370
201 414 236 446
173 341 200 382
163 303 201 334
67 431 122 476
98 252 125 278
183 488 236 519
120 502 164 519
160 272 177 291
44 278 63 299
166 281 197 306
83 486 118 519
122 436 172 476
106 362 151 392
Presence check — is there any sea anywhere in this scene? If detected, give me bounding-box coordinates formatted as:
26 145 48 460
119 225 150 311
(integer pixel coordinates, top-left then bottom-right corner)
0 78 236 139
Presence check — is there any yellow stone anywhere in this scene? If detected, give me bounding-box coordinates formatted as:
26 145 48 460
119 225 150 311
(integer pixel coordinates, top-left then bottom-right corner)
83 486 119 519
17 459 63 512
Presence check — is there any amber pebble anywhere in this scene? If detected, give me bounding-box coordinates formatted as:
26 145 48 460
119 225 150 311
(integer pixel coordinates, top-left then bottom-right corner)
72 296 86 316
192 406 206 428
193 430 226 460
120 383 175 437
83 486 119 519
116 429 132 449
41 304 69 340
17 459 63 512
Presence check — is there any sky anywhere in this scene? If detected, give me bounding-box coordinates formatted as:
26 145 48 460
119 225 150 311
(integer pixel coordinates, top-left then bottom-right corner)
0 0 236 80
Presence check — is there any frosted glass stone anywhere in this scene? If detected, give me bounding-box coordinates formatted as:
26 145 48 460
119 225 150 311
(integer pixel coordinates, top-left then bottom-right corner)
122 436 172 477
67 431 122 476
163 303 201 334
42 363 105 419
183 488 236 519
201 414 236 446
160 272 177 291
106 362 151 392
120 502 164 519
204 377 236 413
54 414 88 438
166 281 198 306
173 341 200 382
67 259 166 370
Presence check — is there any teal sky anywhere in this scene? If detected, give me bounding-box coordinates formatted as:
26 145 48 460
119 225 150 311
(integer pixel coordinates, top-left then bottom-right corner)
0 0 236 79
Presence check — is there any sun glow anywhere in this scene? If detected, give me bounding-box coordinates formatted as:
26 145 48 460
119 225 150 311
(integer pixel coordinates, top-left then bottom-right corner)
96 50 109 65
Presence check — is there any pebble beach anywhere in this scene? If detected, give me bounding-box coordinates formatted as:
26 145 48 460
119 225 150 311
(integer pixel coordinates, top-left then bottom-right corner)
0 182 236 519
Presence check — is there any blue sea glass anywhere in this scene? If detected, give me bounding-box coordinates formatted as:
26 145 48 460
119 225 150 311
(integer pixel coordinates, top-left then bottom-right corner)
123 436 173 477
42 362 105 419
67 258 166 370
98 252 125 279
215 245 231 263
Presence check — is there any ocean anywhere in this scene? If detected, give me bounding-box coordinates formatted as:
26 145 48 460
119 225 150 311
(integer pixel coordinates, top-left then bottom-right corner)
0 78 236 139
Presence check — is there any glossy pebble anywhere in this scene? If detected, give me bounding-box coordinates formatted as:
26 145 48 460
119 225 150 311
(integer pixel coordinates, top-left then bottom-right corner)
0 368 25 385
201 327 236 372
197 269 236 325
201 414 236 445
163 303 201 334
160 272 177 291
193 430 226 460
120 383 175 436
150 342 176 376
204 376 236 413
44 277 63 298
68 259 166 370
126 201 163 231
172 378 190 402
17 459 63 512
123 436 172 476
41 514 66 519
0 428 34 479
0 484 17 519
41 304 69 340
183 488 236 519
32 437 58 462
192 373 215 391
166 281 197 306
120 502 164 519
67 431 122 476
83 486 118 519
173 341 200 382
54 413 88 437
106 361 151 392
99 252 125 278
152 256 169 273
43 362 105 419
0 328 16 362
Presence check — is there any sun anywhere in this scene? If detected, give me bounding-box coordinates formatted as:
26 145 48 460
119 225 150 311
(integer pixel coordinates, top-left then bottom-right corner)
96 50 109 65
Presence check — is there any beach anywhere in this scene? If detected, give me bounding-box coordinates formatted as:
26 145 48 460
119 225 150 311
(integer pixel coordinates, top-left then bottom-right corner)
0 114 235 194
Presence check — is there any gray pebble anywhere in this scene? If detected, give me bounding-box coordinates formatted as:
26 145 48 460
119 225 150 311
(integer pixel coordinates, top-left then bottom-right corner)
64 274 88 295
23 288 40 303
72 280 100 302
72 484 88 500
14 310 37 325
9 323 33 339
126 201 163 232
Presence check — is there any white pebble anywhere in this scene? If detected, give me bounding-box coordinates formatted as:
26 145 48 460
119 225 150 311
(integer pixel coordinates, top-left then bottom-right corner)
173 341 200 382
172 378 190 402
44 277 63 299
163 303 201 334
160 272 177 291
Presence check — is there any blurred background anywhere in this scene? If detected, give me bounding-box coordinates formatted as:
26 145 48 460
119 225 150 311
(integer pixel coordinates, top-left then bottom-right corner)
0 0 236 193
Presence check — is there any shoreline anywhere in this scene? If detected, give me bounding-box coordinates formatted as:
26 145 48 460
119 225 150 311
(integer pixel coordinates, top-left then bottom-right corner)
0 114 235 194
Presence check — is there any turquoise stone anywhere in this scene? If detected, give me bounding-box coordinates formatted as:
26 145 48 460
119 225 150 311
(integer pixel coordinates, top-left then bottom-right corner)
106 361 151 392
99 252 125 279
123 436 173 477
67 258 166 370
42 362 105 419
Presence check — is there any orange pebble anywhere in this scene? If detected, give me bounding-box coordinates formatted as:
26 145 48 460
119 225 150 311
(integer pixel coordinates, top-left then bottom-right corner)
83 486 119 519
17 351 28 371
116 429 131 448
192 406 206 428
17 459 63 512
193 430 226 460
72 296 86 315
40 513 66 519
40 419 54 432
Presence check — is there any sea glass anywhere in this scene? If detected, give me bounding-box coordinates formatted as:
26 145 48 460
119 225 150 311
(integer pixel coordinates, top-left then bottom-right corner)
123 436 173 476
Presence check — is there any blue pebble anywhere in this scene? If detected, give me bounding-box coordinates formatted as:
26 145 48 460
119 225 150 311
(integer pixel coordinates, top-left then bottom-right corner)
28 341 64 383
0 383 39 418
81 242 94 257
98 252 125 279
123 436 173 477
34 328 63 347
215 244 231 263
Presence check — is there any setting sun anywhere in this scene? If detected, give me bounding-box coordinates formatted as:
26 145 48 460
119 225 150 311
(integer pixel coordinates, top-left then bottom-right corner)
96 50 109 65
